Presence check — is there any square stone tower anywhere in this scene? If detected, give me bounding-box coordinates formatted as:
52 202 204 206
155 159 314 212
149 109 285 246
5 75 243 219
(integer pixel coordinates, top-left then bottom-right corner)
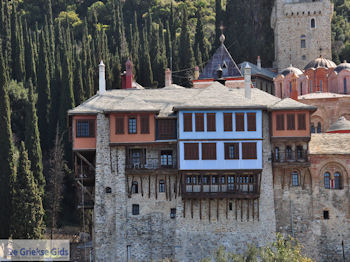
271 0 333 72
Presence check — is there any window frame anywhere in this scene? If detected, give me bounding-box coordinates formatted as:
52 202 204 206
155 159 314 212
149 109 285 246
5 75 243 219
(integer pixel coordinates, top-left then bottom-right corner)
140 114 150 134
287 113 295 130
183 113 193 132
128 117 137 134
324 172 330 189
207 113 216 132
291 171 299 186
297 113 306 130
242 142 257 160
132 181 139 194
224 143 239 160
202 143 217 160
132 204 140 215
115 116 125 134
235 113 245 132
76 119 95 138
159 180 165 192
160 150 173 168
276 114 285 131
184 143 199 160
195 113 204 132
247 112 256 131
223 113 233 132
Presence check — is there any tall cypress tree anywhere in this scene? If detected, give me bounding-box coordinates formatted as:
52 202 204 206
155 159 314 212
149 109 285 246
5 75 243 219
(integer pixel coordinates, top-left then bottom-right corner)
213 0 223 52
73 56 85 105
177 8 195 87
0 45 15 239
3 0 11 76
25 79 45 196
194 10 209 67
37 31 51 150
10 142 45 239
139 29 153 87
110 50 121 89
24 19 37 84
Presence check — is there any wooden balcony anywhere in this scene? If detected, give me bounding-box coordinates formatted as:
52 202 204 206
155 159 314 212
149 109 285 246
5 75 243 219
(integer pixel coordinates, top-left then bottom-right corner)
125 157 177 175
272 149 309 166
181 173 260 199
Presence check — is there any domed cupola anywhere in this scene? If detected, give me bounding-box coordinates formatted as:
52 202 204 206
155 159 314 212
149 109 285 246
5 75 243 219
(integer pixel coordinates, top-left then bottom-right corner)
281 64 303 76
304 55 336 70
327 116 350 133
334 60 350 74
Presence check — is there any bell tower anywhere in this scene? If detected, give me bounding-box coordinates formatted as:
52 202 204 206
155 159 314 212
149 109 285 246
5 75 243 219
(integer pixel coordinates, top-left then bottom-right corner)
271 0 333 71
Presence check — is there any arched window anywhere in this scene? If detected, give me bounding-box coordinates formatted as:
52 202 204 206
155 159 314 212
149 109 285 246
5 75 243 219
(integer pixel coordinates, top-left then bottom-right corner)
317 122 322 133
311 18 316 28
309 80 312 93
320 80 323 92
286 146 293 160
344 78 347 94
334 172 341 189
289 82 292 95
291 171 299 186
274 147 280 161
301 35 306 48
324 172 330 189
311 123 315 133
159 180 165 192
296 146 304 160
132 181 138 194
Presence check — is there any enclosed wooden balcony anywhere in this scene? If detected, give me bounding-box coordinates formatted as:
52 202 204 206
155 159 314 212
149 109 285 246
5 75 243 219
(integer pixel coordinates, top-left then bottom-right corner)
272 148 309 166
181 172 261 199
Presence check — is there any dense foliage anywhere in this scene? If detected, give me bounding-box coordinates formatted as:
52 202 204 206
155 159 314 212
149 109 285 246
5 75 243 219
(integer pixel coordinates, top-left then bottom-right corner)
1 0 350 236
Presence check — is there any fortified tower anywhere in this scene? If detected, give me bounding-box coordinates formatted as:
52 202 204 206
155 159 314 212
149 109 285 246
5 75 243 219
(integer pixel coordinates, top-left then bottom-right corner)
271 0 333 71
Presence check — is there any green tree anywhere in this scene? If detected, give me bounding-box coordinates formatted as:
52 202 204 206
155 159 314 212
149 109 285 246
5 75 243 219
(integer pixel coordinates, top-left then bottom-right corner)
0 44 16 239
213 0 223 52
194 9 209 67
139 29 153 87
37 31 51 150
177 7 195 87
25 79 45 196
10 142 45 239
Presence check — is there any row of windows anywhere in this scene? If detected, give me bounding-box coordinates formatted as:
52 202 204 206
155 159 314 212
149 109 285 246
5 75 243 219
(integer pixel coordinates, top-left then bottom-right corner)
183 112 257 133
115 115 150 135
184 142 257 160
132 204 176 217
276 113 306 131
131 180 167 194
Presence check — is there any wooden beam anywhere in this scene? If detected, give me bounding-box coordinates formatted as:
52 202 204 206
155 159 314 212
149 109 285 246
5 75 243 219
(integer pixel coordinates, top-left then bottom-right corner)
76 180 93 198
252 199 255 221
165 175 168 201
235 199 237 220
226 198 228 219
168 175 172 201
140 176 144 197
183 200 186 218
247 200 250 221
126 175 130 197
191 199 193 219
175 173 177 199
155 173 158 200
208 199 211 222
216 199 219 221
241 199 243 222
199 199 202 220
257 199 260 221
76 152 95 171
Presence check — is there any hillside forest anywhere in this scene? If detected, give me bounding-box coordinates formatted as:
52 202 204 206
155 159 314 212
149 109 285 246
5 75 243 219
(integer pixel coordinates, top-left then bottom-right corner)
0 0 350 239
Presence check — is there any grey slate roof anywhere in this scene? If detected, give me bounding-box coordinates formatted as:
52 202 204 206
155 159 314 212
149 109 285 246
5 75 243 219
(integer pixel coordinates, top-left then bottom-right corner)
198 44 242 79
309 133 350 154
304 56 336 70
269 98 317 111
280 65 303 76
68 82 316 117
299 92 350 100
327 117 350 132
239 62 277 80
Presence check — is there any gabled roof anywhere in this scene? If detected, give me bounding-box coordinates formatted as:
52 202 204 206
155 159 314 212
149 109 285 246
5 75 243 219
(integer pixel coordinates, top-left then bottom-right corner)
239 62 277 80
269 98 317 111
199 44 242 79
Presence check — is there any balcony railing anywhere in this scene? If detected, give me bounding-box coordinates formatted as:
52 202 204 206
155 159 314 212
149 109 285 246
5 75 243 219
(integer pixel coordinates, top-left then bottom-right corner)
272 149 308 163
181 174 260 199
126 157 177 170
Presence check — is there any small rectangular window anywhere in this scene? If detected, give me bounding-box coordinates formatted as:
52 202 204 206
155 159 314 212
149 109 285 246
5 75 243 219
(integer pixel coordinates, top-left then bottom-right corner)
183 113 192 132
202 143 216 160
128 117 137 134
287 114 295 130
76 120 95 137
301 39 306 48
159 180 165 192
157 119 176 139
140 115 150 134
132 204 139 215
207 113 216 131
170 208 176 219
297 114 306 130
160 150 173 167
195 113 204 132
229 202 233 211
242 142 257 159
224 143 239 159
184 143 199 160
224 113 233 131
247 113 256 131
276 114 285 130
323 210 329 220
235 113 245 131
115 117 124 134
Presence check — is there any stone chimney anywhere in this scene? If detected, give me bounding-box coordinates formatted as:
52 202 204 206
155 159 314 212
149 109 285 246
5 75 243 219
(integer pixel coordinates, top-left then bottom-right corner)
121 58 133 89
290 74 298 101
165 68 172 86
194 66 200 80
244 63 252 99
99 61 106 95
257 56 261 70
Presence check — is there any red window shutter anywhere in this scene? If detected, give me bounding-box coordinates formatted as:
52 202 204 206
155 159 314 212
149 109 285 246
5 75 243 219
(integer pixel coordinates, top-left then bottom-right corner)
235 113 245 131
207 113 216 131
202 143 216 160
184 113 192 132
287 114 295 130
276 114 285 130
141 115 150 134
89 120 95 137
242 142 257 159
224 113 233 131
184 143 199 160
247 113 256 131
195 113 204 131
115 117 124 134
298 113 306 130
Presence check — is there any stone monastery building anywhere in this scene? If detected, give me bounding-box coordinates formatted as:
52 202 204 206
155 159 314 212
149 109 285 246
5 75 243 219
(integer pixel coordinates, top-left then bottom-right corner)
69 33 350 261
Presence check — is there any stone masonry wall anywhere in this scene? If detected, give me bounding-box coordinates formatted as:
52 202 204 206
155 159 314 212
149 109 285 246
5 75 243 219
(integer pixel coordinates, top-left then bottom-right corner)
271 0 333 71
